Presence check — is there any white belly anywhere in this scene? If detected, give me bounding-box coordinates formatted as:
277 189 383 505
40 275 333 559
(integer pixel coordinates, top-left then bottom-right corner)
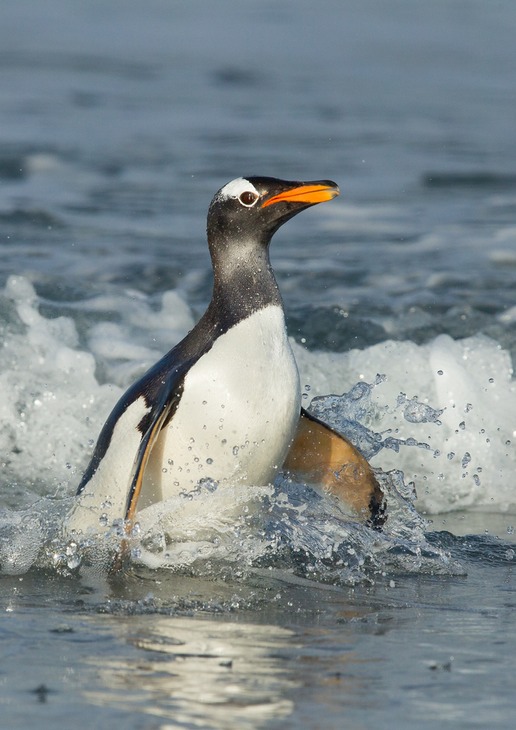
138 305 301 507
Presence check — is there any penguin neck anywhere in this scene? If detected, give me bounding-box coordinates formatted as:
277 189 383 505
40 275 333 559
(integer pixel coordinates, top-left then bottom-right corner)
208 236 283 327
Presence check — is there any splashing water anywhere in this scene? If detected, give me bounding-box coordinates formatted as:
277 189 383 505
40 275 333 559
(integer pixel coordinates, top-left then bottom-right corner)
0 275 512 579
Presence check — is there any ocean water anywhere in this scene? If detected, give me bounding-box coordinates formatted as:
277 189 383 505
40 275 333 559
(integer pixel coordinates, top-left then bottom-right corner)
1 1 516 727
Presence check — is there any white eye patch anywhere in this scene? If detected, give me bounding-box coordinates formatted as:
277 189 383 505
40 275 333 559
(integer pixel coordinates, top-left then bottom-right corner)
217 177 260 202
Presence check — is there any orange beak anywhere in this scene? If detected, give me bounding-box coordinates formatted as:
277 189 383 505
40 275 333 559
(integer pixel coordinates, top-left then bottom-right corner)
262 182 340 208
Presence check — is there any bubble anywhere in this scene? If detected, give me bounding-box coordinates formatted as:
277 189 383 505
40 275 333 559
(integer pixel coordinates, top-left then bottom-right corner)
66 554 81 570
65 542 81 570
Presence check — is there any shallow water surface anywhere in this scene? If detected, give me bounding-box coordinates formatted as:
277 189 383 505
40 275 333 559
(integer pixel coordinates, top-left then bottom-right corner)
1 535 515 730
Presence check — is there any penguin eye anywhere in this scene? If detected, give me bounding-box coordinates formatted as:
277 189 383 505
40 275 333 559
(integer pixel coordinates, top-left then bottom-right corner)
238 191 259 207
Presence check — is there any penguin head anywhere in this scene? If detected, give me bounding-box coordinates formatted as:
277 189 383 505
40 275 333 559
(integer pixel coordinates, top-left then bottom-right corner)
207 176 340 249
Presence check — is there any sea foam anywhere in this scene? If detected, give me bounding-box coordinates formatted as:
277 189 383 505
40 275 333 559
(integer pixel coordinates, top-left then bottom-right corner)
0 275 514 576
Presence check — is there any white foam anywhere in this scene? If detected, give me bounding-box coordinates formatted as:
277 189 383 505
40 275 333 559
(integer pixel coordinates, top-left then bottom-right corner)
2 274 515 517
1 275 515 575
0 277 192 496
0 276 119 494
293 334 516 514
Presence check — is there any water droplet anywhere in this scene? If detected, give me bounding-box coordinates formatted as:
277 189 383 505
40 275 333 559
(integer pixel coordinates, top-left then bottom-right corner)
232 445 239 456
99 513 108 526
447 452 455 460
206 457 213 465
458 421 466 431
65 542 81 570
67 555 81 570
461 452 471 469
488 377 494 384
437 369 444 376
507 525 514 535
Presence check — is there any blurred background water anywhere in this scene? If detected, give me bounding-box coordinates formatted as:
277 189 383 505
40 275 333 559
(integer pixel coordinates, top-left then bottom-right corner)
1 1 516 728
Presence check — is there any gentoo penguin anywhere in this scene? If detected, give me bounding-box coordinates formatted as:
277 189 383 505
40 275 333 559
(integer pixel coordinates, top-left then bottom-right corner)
66 177 385 542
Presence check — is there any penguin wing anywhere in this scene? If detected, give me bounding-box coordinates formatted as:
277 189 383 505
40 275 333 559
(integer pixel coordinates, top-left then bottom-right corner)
74 354 196 528
122 365 186 523
283 408 386 527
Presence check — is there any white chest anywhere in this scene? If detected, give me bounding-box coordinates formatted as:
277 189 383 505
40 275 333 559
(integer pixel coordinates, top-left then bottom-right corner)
139 305 301 505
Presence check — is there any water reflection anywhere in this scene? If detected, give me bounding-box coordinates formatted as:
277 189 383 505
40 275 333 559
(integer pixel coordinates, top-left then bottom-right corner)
84 615 297 728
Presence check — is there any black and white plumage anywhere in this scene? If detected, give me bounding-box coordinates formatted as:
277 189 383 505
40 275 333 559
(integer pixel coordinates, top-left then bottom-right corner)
67 177 385 539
